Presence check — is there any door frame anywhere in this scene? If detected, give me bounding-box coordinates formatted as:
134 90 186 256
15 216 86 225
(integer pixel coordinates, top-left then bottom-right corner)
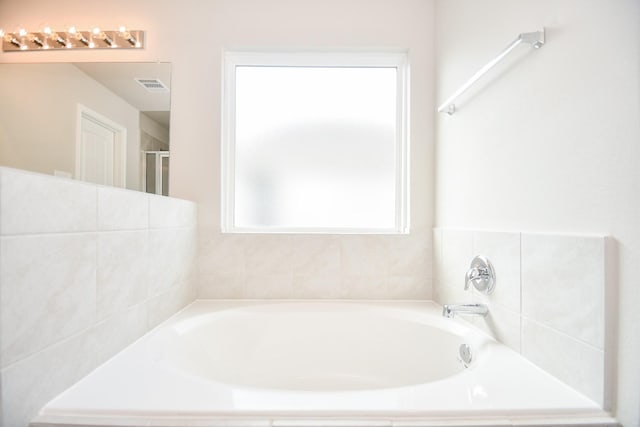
142 150 170 195
75 104 127 188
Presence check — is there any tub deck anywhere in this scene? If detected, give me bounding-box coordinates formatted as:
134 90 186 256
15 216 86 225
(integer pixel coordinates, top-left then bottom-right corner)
31 301 616 427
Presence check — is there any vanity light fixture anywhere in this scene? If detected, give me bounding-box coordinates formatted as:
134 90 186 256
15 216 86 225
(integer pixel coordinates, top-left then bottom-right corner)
0 26 144 51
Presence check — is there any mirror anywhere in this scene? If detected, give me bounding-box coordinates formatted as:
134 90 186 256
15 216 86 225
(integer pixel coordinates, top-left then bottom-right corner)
0 62 171 194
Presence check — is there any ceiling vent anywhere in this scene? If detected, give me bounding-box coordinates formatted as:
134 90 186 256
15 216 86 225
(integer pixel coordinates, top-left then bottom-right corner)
135 78 169 93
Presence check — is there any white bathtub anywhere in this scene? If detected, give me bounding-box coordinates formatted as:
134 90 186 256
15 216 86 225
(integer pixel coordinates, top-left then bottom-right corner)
33 301 614 427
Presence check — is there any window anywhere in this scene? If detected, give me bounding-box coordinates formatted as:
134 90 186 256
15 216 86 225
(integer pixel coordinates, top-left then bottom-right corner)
222 51 409 233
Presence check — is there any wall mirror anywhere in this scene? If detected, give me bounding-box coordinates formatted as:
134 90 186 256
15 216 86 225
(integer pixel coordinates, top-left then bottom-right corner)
0 62 171 194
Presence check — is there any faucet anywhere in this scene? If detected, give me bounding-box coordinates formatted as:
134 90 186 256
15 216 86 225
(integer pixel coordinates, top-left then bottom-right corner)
442 303 489 318
441 255 495 318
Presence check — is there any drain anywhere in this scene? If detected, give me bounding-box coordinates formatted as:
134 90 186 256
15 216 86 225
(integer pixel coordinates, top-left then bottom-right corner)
459 343 472 368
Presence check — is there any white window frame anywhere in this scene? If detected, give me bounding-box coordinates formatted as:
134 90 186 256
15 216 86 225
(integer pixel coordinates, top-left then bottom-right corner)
221 50 410 234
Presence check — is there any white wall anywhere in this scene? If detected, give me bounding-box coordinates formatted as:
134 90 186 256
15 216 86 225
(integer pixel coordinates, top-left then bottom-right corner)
0 0 436 301
0 63 142 190
434 1 640 425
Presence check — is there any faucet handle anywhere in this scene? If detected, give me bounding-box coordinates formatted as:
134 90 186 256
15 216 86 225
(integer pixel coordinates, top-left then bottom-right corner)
463 268 474 291
464 255 496 294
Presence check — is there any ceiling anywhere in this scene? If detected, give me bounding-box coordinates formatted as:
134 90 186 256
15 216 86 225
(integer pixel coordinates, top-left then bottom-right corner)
73 62 171 127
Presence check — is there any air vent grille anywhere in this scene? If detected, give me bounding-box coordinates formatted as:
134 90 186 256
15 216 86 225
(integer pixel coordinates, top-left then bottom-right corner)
135 78 169 93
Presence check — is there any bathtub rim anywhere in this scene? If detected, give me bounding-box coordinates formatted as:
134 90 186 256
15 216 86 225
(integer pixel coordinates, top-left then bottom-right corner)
32 299 617 427
31 411 619 427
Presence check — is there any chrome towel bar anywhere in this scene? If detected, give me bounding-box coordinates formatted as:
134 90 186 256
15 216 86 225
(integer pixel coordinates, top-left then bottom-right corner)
438 29 545 115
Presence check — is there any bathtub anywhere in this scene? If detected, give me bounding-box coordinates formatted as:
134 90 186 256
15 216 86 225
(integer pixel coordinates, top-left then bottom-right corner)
33 301 614 427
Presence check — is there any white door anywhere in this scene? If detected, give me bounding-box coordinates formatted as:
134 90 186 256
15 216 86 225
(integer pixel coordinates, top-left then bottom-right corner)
76 105 127 187
80 117 115 185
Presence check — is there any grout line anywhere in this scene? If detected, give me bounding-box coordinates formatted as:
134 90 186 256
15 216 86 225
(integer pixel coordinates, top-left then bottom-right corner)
0 170 3 236
94 230 99 327
0 226 195 239
0 300 149 372
519 231 523 354
94 186 100 328
520 315 604 352
147 193 151 230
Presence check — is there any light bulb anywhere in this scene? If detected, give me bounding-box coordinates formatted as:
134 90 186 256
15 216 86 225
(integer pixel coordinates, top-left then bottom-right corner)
92 27 100 35
43 26 52 35
0 29 5 38
18 28 27 37
68 26 76 34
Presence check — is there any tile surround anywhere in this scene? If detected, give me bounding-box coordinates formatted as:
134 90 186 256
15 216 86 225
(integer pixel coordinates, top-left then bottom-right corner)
0 167 608 423
197 229 432 300
0 233 97 367
291 235 341 278
148 227 197 296
472 231 520 313
96 231 149 321
0 169 97 235
149 193 198 228
1 326 100 427
522 318 604 405
437 229 473 304
469 303 521 352
521 233 605 349
433 227 609 407
97 186 149 231
0 167 198 427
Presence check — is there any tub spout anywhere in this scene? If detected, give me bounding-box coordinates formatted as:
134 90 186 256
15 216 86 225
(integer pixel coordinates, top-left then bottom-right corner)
442 303 489 318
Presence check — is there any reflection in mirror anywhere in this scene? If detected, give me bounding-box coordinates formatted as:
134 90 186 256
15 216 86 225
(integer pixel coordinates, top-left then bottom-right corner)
0 62 171 194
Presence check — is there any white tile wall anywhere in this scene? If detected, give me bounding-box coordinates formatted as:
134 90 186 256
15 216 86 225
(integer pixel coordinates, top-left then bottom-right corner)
437 229 473 304
0 167 198 427
149 193 198 228
0 169 97 235
433 227 609 407
521 233 605 349
340 235 390 277
148 227 197 295
96 231 149 321
97 186 149 231
1 233 97 367
469 231 522 352
521 318 604 405
472 303 521 352
198 228 432 300
291 235 341 278
472 231 521 313
1 326 100 427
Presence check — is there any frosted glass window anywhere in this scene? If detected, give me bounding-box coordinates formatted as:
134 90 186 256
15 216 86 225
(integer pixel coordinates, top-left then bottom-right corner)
222 52 408 233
